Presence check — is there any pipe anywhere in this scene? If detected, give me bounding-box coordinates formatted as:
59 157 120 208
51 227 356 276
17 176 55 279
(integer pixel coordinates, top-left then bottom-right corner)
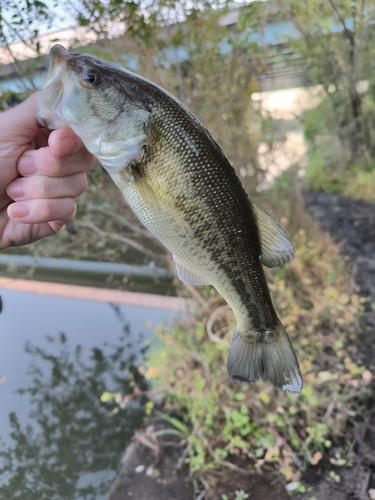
0 254 173 280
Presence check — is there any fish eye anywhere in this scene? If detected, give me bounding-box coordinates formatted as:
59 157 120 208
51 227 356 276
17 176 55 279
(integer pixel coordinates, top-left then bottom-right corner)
82 70 101 87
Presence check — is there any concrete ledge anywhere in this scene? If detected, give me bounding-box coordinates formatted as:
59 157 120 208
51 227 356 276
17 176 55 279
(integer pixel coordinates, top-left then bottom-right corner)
0 278 190 312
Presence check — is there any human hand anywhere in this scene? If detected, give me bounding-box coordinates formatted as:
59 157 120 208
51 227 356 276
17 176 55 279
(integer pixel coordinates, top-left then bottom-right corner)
0 93 95 250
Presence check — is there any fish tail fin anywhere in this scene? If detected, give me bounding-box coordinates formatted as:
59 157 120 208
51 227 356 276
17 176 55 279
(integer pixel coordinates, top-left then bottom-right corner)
227 320 302 393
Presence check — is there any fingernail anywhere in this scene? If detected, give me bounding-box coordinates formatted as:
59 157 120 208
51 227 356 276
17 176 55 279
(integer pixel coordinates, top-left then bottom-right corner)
8 203 30 219
7 179 25 199
59 136 75 155
18 155 36 175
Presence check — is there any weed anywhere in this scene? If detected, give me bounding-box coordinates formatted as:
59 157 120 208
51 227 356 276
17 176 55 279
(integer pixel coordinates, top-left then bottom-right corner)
222 492 250 500
303 93 375 202
286 481 306 493
329 471 341 483
143 176 369 489
101 176 369 494
234 491 249 500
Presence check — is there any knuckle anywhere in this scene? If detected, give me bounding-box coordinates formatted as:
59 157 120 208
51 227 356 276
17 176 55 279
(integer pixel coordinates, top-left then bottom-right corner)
42 177 53 199
42 199 55 220
81 150 96 171
73 172 88 196
66 199 77 221
75 147 95 172
43 154 62 177
27 175 51 199
43 198 76 222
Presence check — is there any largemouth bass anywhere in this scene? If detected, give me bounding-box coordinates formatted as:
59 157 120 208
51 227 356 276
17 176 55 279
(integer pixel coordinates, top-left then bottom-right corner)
38 44 302 392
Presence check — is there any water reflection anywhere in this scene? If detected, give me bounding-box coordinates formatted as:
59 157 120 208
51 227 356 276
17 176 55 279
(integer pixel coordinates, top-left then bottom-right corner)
0 289 181 499
0 331 149 500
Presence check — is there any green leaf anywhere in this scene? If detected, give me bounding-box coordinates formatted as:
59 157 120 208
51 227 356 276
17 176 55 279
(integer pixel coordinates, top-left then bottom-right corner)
235 392 245 401
155 410 190 435
155 429 186 438
100 391 115 402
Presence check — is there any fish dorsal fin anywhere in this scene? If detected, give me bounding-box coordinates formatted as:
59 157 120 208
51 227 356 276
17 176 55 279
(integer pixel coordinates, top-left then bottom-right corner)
173 255 208 285
249 197 295 268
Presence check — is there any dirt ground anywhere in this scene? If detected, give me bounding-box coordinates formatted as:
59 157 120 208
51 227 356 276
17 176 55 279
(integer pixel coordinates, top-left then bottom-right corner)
107 419 289 500
299 191 375 500
109 191 375 500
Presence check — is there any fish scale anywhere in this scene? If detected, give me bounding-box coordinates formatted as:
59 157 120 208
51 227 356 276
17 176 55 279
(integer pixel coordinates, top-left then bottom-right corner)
38 44 302 392
129 95 271 325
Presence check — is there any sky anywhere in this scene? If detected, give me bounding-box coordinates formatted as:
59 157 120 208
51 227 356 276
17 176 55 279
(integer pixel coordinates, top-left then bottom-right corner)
0 0 257 65
0 1 97 64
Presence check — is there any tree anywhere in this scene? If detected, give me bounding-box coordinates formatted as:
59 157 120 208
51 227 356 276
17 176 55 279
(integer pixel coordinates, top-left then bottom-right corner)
273 0 375 163
0 0 270 187
0 1 276 264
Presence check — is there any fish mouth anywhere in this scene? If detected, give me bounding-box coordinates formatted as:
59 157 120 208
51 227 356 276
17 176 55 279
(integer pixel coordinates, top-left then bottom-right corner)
37 45 77 128
46 44 95 84
41 45 68 97
45 44 69 84
49 44 69 67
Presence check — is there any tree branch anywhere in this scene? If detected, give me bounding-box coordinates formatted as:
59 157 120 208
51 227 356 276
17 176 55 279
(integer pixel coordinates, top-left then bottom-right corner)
75 219 168 263
206 305 231 348
206 441 252 475
354 20 372 58
89 205 154 238
327 0 355 44
280 1 350 80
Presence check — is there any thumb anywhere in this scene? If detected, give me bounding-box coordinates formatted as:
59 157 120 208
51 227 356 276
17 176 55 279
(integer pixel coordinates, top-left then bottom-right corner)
1 93 40 144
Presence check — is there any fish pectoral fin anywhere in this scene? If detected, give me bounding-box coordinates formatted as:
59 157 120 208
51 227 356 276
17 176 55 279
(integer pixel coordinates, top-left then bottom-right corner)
133 174 161 210
248 197 295 268
227 320 302 393
173 256 208 285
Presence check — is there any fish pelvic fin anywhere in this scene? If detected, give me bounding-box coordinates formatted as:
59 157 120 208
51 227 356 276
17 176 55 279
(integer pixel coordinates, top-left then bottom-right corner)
173 255 209 285
227 320 302 393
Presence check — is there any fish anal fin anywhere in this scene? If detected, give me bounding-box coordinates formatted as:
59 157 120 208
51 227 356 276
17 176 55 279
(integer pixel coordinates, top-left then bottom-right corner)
173 256 208 285
249 197 295 268
227 320 302 393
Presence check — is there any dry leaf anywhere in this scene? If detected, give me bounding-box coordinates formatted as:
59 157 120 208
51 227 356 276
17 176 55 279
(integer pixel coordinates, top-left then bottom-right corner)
310 451 323 465
362 370 372 383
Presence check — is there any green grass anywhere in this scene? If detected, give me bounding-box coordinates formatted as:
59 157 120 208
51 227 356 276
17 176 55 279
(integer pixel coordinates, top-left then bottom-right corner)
303 94 375 203
305 148 375 202
102 175 371 496
140 177 370 492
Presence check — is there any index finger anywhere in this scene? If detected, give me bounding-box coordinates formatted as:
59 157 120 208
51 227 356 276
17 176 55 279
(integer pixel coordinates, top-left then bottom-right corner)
17 134 95 177
48 128 88 158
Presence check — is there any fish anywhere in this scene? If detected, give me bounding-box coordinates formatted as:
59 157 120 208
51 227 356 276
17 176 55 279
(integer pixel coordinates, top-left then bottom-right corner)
37 44 302 392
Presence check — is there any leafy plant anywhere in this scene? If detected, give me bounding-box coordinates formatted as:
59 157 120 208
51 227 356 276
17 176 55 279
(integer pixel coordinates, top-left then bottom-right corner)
143 175 368 490
329 471 341 483
220 491 250 500
234 491 249 500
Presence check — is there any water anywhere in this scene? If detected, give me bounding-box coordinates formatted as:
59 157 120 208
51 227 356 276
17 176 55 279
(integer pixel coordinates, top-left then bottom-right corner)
0 287 182 499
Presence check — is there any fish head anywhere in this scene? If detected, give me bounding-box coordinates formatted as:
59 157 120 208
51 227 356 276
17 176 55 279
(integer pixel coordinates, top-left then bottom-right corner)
38 44 153 174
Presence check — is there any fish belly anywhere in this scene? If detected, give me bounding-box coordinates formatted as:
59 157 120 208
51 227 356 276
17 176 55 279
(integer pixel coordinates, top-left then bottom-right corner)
112 169 222 284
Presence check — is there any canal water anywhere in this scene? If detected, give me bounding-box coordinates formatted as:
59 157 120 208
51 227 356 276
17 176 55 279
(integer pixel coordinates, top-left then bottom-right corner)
0 283 185 499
